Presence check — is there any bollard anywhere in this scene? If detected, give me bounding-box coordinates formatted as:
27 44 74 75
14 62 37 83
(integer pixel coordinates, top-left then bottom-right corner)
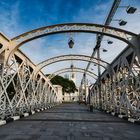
89 105 93 112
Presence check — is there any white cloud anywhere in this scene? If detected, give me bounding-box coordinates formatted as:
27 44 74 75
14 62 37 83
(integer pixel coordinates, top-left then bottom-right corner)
72 1 112 23
1 0 140 86
0 1 22 38
20 1 140 86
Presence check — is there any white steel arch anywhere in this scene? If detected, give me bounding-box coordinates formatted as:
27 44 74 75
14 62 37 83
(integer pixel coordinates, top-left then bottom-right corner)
35 54 110 76
4 23 139 63
46 67 98 81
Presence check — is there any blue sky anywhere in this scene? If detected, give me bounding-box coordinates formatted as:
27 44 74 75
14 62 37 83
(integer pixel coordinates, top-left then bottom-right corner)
0 0 112 36
0 0 140 86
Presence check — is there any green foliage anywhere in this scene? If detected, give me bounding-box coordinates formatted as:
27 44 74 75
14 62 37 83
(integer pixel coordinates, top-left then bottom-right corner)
50 75 77 93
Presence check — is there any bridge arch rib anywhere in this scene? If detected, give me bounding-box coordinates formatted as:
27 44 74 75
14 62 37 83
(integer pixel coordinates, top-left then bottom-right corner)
34 54 110 76
7 23 139 62
46 67 98 81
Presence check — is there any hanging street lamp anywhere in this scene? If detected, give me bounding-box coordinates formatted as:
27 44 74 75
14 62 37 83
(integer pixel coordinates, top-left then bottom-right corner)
68 38 74 48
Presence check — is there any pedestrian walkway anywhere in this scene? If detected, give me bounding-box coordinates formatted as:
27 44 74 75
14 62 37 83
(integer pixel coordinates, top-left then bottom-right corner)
0 103 140 140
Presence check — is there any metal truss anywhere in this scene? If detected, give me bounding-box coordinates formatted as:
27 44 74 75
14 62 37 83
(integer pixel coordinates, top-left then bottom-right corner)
0 22 140 122
11 23 136 46
4 23 139 63
90 47 140 121
83 0 121 85
0 50 58 119
35 54 110 75
46 67 98 81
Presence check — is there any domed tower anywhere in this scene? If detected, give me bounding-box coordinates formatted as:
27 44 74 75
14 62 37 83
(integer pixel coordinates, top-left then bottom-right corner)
70 64 76 84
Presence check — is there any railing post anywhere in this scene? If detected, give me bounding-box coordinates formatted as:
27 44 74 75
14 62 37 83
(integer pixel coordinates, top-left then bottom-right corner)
131 35 140 63
97 48 102 109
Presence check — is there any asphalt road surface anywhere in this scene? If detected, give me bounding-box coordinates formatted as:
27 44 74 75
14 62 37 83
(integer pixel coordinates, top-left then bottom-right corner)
0 103 140 140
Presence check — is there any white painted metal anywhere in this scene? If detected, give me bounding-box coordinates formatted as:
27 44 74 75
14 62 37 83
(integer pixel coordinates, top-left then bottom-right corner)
0 23 140 121
35 54 110 76
90 46 140 121
46 67 98 81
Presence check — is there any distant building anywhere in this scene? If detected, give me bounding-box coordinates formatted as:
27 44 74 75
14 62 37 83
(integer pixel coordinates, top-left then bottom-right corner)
62 65 79 102
62 88 79 102
79 84 89 103
53 85 63 103
64 74 69 79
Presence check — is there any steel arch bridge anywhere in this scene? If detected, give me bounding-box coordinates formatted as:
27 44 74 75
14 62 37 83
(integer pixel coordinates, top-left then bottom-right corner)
46 67 98 81
2 23 140 63
0 21 140 122
34 54 110 76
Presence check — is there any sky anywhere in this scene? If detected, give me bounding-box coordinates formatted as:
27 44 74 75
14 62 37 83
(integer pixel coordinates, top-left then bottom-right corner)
0 0 140 86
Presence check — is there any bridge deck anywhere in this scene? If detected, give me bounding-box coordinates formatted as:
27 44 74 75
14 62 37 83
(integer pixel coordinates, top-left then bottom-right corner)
0 103 140 140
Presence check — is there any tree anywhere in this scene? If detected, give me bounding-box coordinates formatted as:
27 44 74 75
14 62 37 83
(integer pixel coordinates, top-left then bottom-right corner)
48 75 77 93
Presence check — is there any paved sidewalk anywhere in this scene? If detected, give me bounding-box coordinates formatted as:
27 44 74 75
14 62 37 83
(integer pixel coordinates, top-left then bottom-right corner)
0 103 140 140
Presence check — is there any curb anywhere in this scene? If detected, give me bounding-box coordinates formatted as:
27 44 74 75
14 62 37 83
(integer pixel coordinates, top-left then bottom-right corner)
0 104 57 126
11 116 20 121
128 118 136 123
0 120 6 126
24 113 29 117
98 109 140 124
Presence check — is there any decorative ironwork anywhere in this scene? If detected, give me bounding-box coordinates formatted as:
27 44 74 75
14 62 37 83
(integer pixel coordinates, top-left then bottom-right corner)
0 22 140 122
90 47 140 120
12 23 137 46
0 50 58 119
46 67 98 81
35 54 110 76
7 23 138 63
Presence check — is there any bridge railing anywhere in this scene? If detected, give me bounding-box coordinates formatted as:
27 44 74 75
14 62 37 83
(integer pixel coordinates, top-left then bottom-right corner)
90 47 140 121
0 50 59 119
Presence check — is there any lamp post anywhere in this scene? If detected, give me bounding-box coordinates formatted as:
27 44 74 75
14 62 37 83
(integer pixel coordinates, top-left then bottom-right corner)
92 45 108 109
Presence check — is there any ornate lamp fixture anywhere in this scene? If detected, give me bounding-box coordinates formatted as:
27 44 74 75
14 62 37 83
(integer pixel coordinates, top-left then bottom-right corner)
68 38 74 48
